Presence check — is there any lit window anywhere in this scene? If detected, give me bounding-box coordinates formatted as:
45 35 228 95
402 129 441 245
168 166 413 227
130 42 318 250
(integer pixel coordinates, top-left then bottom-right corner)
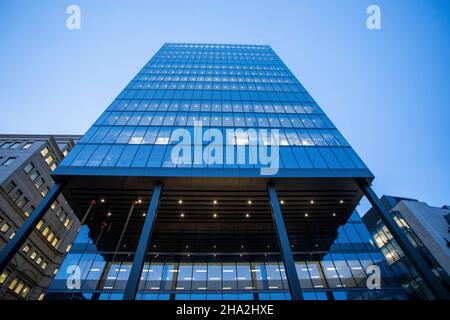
40 147 49 157
0 270 10 284
8 278 18 290
22 142 33 150
1 223 10 233
65 244 72 252
30 251 37 260
22 244 30 253
45 155 54 165
42 227 49 237
36 220 44 230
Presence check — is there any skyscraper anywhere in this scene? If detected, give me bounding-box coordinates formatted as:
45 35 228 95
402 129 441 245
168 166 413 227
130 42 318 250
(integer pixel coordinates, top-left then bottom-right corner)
1 43 446 300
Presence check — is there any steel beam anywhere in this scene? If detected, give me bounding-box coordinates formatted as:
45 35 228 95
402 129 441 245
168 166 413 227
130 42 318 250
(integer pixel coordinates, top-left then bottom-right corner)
123 184 163 300
267 185 303 300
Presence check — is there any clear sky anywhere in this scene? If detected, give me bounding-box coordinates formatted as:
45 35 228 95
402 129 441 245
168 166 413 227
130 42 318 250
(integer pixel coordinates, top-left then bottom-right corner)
0 0 449 213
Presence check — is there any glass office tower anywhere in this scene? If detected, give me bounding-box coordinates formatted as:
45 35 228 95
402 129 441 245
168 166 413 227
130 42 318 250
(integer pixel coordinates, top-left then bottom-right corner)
39 43 408 299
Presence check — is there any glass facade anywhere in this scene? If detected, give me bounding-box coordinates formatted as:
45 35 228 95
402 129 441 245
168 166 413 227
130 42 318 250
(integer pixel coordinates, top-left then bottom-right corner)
48 212 406 300
56 43 370 177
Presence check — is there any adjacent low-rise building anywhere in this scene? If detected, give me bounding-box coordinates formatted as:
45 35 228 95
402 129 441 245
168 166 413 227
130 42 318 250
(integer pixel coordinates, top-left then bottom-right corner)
363 195 450 299
0 135 81 299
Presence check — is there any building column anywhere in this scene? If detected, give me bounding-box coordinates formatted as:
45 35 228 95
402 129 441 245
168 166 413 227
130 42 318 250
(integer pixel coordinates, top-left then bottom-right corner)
0 181 66 273
123 183 163 300
267 185 303 300
357 179 450 300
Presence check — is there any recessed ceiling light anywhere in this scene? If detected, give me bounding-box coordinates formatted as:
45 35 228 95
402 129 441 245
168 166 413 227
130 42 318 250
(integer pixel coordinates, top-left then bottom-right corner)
178 200 183 204
107 212 111 216
142 213 146 217
138 199 142 204
310 200 314 204
245 213 250 218
280 200 284 204
180 213 185 218
304 213 309 217
339 200 344 204
100 198 105 203
213 200 217 204
332 213 336 217
248 200 252 204
213 213 217 218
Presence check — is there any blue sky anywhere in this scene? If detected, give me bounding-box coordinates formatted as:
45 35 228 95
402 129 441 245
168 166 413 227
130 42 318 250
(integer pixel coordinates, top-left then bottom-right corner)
0 0 449 213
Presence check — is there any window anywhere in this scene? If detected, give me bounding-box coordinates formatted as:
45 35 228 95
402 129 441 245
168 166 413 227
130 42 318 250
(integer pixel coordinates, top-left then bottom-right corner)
0 270 9 284
22 244 30 254
45 155 54 165
36 220 44 230
2 181 16 194
40 147 49 157
29 170 39 181
1 157 16 166
50 163 57 171
16 196 28 209
1 142 12 149
10 142 21 149
22 142 33 150
23 162 34 174
7 277 31 299
1 223 10 233
41 262 48 270
30 251 37 260
41 187 50 197
34 177 45 189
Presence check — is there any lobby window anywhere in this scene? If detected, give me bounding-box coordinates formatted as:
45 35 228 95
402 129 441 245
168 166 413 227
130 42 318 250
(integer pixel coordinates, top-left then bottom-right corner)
22 142 33 150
